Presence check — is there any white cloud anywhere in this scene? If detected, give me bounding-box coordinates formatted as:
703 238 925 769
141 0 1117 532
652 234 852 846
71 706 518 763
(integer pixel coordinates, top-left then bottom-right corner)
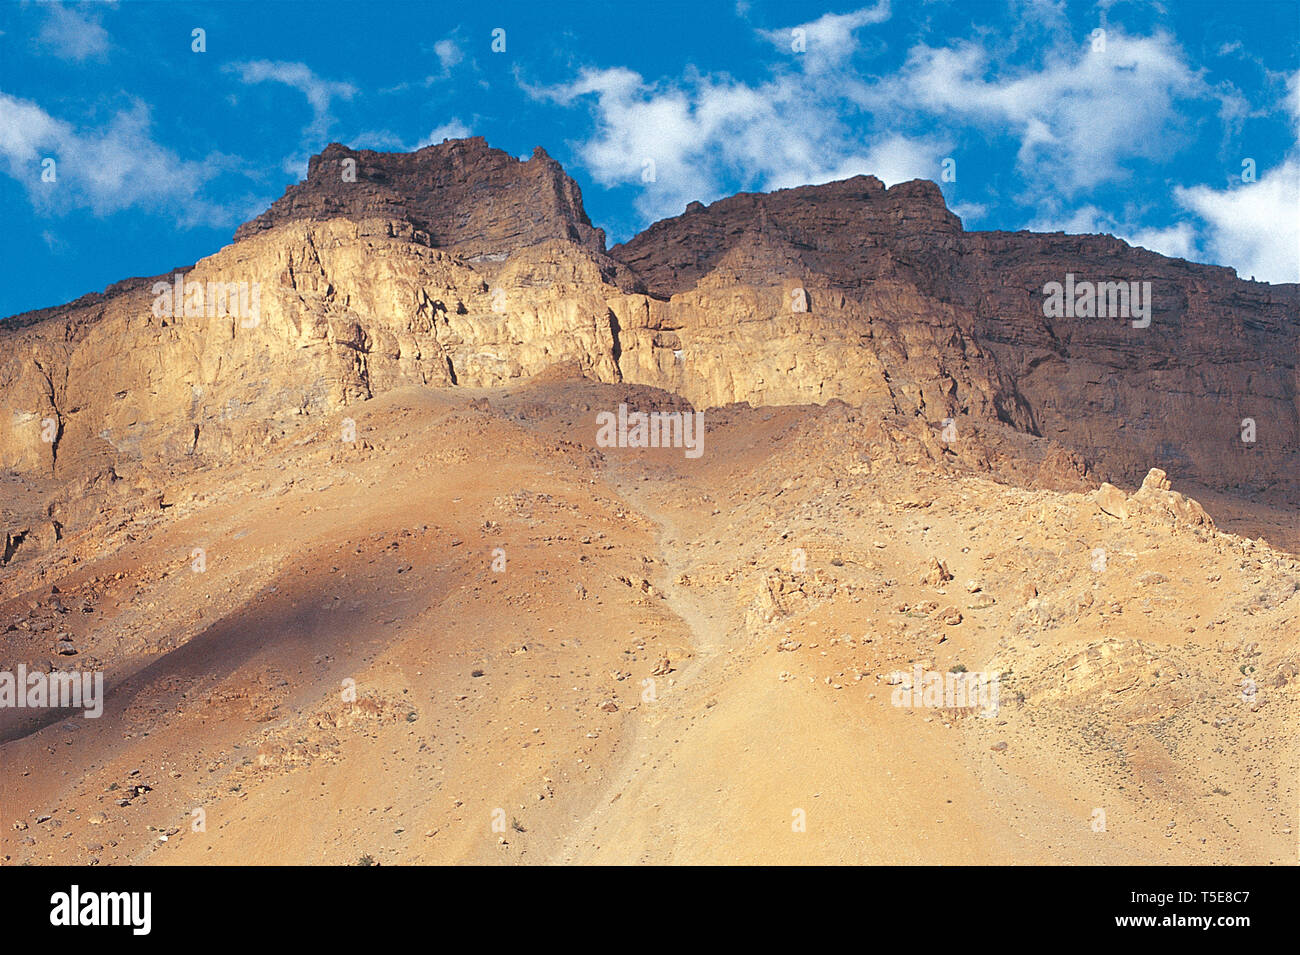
377 38 465 95
42 228 69 253
949 200 988 224
350 129 412 151
521 4 927 223
416 119 471 148
226 60 356 131
1021 165 1299 283
531 54 942 224
1174 160 1300 283
880 30 1207 194
1025 203 1109 235
1120 222 1199 261
1289 70 1300 133
0 93 233 226
858 134 946 186
352 120 472 154
767 132 948 190
434 39 463 72
38 4 109 62
758 3 890 72
532 10 1234 252
532 12 1294 282
848 23 1300 281
1146 73 1300 283
1025 206 1203 265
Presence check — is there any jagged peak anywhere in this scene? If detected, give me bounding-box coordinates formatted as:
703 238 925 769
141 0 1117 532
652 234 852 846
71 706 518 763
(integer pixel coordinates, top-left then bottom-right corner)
233 135 606 258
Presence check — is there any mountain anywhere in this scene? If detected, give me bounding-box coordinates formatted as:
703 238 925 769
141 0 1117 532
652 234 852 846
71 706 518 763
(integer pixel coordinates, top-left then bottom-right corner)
2 140 1297 866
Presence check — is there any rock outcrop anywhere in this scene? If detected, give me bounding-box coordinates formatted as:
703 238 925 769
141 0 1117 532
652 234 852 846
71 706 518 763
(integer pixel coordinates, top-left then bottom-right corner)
1095 468 1215 528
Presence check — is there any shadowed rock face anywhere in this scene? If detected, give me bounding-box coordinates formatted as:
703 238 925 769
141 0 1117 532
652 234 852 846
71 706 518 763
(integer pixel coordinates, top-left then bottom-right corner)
1 138 1297 509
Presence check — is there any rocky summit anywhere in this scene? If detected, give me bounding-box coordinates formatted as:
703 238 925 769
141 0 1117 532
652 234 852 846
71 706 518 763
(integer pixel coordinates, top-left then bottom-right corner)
1 138 1297 867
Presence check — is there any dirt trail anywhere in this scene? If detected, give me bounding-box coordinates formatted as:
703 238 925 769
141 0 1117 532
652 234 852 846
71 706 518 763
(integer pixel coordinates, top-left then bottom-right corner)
550 472 736 862
551 467 1029 864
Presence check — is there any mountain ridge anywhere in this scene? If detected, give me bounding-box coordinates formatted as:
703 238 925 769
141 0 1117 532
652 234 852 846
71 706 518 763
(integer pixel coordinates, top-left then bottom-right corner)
2 137 1296 518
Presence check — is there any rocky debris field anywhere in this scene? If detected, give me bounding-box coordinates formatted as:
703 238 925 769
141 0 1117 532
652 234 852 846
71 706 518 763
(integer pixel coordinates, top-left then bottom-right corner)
2 378 1295 865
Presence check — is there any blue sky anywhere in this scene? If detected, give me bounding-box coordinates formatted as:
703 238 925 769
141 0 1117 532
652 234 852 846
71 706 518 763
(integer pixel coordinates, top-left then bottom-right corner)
2 0 1297 319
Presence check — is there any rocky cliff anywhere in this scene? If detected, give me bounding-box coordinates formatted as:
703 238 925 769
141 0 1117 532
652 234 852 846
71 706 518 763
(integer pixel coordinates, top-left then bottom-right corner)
607 176 1300 497
2 137 1296 544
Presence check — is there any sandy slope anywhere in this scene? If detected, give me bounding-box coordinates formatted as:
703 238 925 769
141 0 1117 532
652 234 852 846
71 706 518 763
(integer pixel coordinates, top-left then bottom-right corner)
2 378 1296 865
